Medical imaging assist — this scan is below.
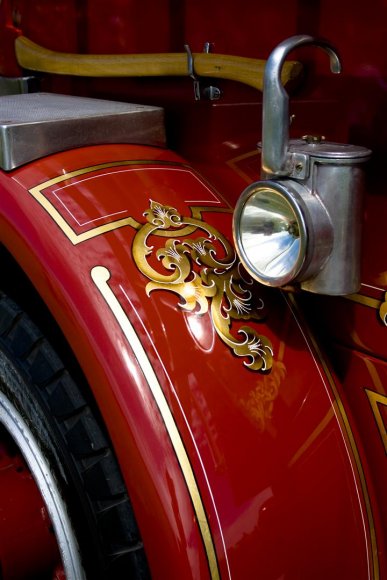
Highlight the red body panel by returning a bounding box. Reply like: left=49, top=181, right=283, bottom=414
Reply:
left=0, top=0, right=386, bottom=578
left=0, top=143, right=383, bottom=578
left=0, top=439, right=61, bottom=577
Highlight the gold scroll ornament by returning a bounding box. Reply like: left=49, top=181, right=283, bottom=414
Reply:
left=132, top=200, right=273, bottom=373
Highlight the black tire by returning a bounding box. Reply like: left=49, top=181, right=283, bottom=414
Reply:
left=0, top=291, right=150, bottom=579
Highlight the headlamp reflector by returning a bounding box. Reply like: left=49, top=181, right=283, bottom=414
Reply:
left=233, top=181, right=307, bottom=287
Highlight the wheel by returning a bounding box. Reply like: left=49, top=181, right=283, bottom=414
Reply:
left=0, top=292, right=150, bottom=579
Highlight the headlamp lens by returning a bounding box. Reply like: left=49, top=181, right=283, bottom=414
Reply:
left=233, top=183, right=307, bottom=286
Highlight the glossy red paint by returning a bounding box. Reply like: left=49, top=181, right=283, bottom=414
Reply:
left=329, top=345, right=387, bottom=546
left=0, top=148, right=212, bottom=580
left=0, top=143, right=382, bottom=578
left=0, top=432, right=61, bottom=577
left=0, top=1, right=386, bottom=577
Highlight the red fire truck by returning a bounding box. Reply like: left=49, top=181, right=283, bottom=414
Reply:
left=0, top=1, right=385, bottom=578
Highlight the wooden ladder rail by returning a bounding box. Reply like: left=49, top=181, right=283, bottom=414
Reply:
left=15, top=36, right=302, bottom=92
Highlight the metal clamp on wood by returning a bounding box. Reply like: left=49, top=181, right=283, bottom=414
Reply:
left=184, top=44, right=201, bottom=100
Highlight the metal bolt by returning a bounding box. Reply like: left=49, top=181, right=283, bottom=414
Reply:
left=302, top=134, right=326, bottom=144
left=202, top=86, right=222, bottom=101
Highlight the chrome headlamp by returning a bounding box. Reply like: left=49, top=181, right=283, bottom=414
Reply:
left=233, top=178, right=333, bottom=288
left=233, top=35, right=371, bottom=295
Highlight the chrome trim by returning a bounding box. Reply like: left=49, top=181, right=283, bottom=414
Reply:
left=0, top=392, right=85, bottom=579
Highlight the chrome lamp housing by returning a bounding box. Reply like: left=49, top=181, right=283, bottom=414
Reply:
left=233, top=35, right=371, bottom=296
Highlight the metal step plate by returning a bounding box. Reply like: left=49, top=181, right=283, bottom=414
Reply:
left=0, top=92, right=165, bottom=170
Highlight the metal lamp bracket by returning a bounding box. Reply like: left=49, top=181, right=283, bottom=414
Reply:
left=233, top=35, right=371, bottom=295
left=261, top=35, right=341, bottom=178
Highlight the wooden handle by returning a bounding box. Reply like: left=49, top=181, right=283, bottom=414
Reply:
left=15, top=36, right=302, bottom=92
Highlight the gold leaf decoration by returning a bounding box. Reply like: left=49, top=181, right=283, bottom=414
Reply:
left=132, top=200, right=273, bottom=372
left=379, top=293, right=387, bottom=325
left=240, top=361, right=286, bottom=430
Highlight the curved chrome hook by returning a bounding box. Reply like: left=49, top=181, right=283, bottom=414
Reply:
left=261, top=35, right=341, bottom=177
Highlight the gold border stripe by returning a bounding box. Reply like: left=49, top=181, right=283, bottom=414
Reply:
left=365, top=389, right=387, bottom=454
left=28, top=160, right=189, bottom=245
left=91, top=266, right=220, bottom=580
left=288, top=407, right=335, bottom=467
left=345, top=294, right=382, bottom=310
left=287, top=292, right=379, bottom=579
left=226, top=150, right=260, bottom=184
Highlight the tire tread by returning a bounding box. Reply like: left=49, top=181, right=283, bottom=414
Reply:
left=0, top=292, right=149, bottom=579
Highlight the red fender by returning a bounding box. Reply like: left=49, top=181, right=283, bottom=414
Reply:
left=0, top=143, right=383, bottom=579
